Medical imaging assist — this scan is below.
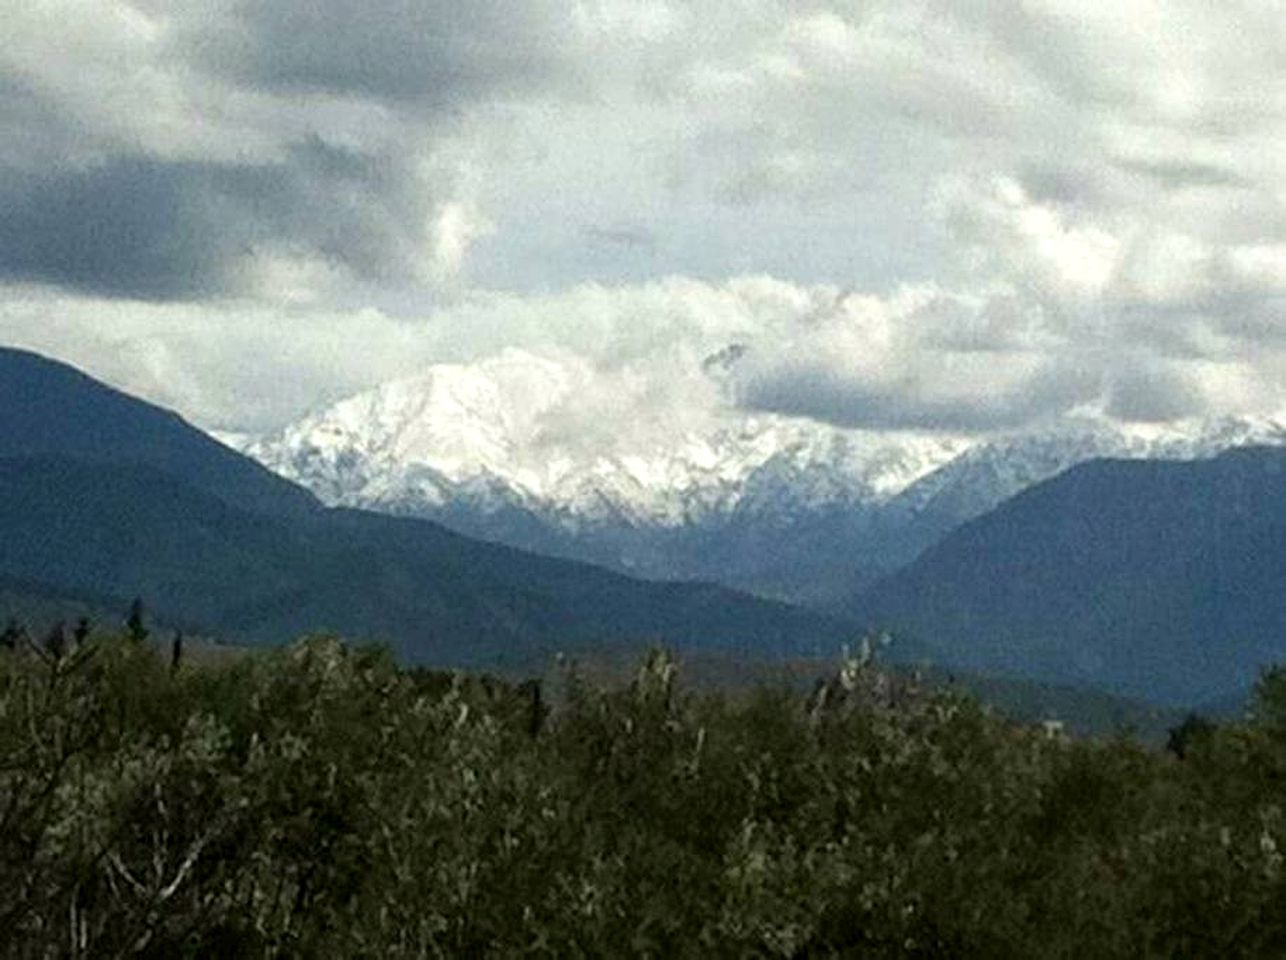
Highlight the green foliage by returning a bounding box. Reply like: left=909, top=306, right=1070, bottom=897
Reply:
left=3, top=636, right=1286, bottom=957
left=1167, top=712, right=1217, bottom=759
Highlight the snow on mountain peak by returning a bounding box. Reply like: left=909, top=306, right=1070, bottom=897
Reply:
left=240, top=350, right=965, bottom=526
left=240, top=345, right=1286, bottom=535
left=227, top=351, right=1286, bottom=604
left=892, top=412, right=1286, bottom=525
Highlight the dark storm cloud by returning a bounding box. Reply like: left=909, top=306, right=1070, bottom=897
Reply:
left=0, top=158, right=259, bottom=299
left=1105, top=364, right=1205, bottom=423
left=0, top=0, right=579, bottom=301
left=0, top=138, right=434, bottom=299
left=1113, top=159, right=1250, bottom=191
left=194, top=0, right=576, bottom=105
left=738, top=361, right=1099, bottom=433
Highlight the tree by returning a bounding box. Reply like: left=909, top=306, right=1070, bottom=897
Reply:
left=0, top=618, right=21, bottom=651
left=1252, top=665, right=1286, bottom=736
left=126, top=597, right=149, bottom=644
left=1166, top=712, right=1215, bottom=759
left=44, top=621, right=67, bottom=663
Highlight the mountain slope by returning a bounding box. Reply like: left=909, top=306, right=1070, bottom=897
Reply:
left=877, top=418, right=1286, bottom=568
left=0, top=450, right=855, bottom=669
left=0, top=348, right=859, bottom=667
left=0, top=347, right=317, bottom=518
left=858, top=446, right=1286, bottom=704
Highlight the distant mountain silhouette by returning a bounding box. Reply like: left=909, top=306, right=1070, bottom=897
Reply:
left=0, top=455, right=852, bottom=668
left=0, top=348, right=854, bottom=668
left=857, top=447, right=1286, bottom=704
left=0, top=347, right=317, bottom=518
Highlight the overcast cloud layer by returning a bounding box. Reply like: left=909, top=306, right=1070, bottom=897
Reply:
left=1, top=1, right=1283, bottom=437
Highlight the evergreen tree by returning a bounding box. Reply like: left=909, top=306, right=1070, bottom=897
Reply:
left=126, top=597, right=149, bottom=644
left=0, top=618, right=21, bottom=651
left=518, top=678, right=546, bottom=737
left=1167, top=712, right=1216, bottom=759
left=44, top=621, right=66, bottom=662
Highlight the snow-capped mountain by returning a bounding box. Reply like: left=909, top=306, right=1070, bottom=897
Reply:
left=883, top=415, right=1286, bottom=565
left=229, top=350, right=963, bottom=602
left=238, top=351, right=960, bottom=528
left=230, top=350, right=1286, bottom=610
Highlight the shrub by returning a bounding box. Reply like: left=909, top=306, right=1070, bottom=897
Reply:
left=2, top=635, right=1286, bottom=956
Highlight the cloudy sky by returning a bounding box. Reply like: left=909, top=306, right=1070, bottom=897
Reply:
left=1, top=0, right=1283, bottom=439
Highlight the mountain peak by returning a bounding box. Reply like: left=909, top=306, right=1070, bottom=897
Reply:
left=861, top=442, right=1286, bottom=704
left=232, top=354, right=1286, bottom=606
left=241, top=353, right=964, bottom=528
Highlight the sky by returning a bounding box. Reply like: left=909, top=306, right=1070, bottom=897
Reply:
left=1, top=0, right=1283, bottom=440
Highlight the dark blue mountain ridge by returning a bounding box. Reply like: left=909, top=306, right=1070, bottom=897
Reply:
left=0, top=453, right=857, bottom=667
left=0, top=347, right=318, bottom=518
left=0, top=348, right=856, bottom=667
left=856, top=446, right=1286, bottom=705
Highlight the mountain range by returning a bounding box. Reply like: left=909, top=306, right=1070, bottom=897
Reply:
left=6, top=345, right=1286, bottom=710
left=235, top=352, right=1286, bottom=608
left=231, top=351, right=965, bottom=606
left=0, top=347, right=852, bottom=670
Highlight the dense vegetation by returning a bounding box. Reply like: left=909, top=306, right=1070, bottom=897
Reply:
left=3, top=630, right=1286, bottom=958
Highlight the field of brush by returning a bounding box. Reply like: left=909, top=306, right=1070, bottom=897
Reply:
left=3, top=632, right=1285, bottom=957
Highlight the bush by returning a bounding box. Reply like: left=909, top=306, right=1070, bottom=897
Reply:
left=2, top=635, right=1286, bottom=957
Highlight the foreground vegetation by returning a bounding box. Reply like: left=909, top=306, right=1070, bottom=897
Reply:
left=3, top=630, right=1286, bottom=958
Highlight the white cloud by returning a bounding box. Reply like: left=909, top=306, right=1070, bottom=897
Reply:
left=0, top=290, right=447, bottom=431
left=0, top=0, right=1283, bottom=439
left=6, top=259, right=1276, bottom=442
left=936, top=176, right=1123, bottom=304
